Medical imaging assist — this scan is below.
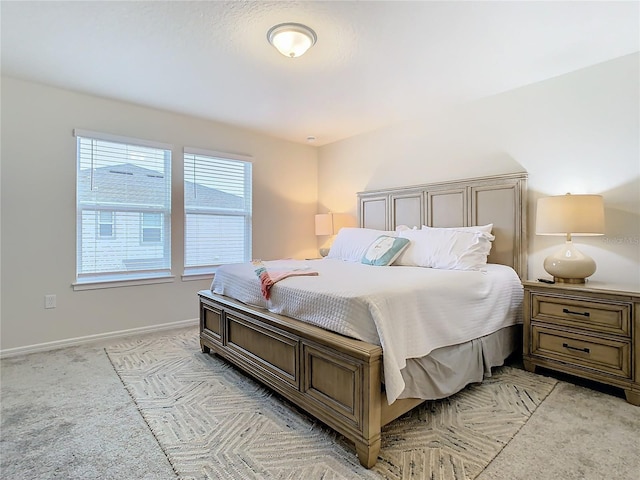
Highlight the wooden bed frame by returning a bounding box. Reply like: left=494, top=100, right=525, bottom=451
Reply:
left=199, top=172, right=527, bottom=468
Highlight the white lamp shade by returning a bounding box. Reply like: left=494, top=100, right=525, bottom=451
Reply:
left=314, top=213, right=333, bottom=236
left=536, top=194, right=605, bottom=236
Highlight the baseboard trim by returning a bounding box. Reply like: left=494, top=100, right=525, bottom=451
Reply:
left=0, top=318, right=199, bottom=359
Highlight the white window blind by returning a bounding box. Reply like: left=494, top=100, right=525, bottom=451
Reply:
left=184, top=148, right=252, bottom=274
left=75, top=129, right=172, bottom=284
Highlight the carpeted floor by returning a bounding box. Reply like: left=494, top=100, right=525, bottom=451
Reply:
left=0, top=334, right=176, bottom=480
left=2, top=326, right=639, bottom=480
left=105, top=330, right=558, bottom=479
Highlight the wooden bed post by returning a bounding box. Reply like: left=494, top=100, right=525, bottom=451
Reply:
left=355, top=440, right=380, bottom=469
left=355, top=344, right=382, bottom=467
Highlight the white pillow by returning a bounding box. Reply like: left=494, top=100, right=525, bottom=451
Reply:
left=395, top=227, right=494, bottom=270
left=327, top=228, right=396, bottom=263
left=422, top=223, right=493, bottom=234
left=361, top=235, right=410, bottom=266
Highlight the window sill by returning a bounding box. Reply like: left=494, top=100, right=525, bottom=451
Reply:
left=181, top=273, right=215, bottom=282
left=72, top=275, right=175, bottom=291
left=182, top=266, right=218, bottom=282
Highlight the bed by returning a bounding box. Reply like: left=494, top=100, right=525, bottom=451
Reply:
left=198, top=172, right=527, bottom=468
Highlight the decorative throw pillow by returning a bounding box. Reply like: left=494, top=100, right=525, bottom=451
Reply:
left=361, top=235, right=410, bottom=266
left=327, top=227, right=396, bottom=263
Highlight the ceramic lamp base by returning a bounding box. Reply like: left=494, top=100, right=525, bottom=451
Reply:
left=543, top=240, right=596, bottom=284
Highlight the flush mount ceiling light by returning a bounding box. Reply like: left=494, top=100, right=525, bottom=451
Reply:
left=267, top=22, right=317, bottom=58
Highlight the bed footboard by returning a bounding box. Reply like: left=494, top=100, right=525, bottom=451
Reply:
left=198, top=290, right=384, bottom=468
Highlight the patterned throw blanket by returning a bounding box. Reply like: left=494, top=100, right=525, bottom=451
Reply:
left=252, top=259, right=319, bottom=300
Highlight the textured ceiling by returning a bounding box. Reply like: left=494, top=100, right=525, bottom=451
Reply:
left=1, top=1, right=638, bottom=146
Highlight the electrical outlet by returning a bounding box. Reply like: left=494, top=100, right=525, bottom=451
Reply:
left=45, top=294, right=56, bottom=309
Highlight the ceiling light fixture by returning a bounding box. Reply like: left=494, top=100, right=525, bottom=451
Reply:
left=267, top=23, right=317, bottom=58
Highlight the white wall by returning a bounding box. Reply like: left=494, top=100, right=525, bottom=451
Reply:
left=318, top=54, right=640, bottom=288
left=0, top=77, right=318, bottom=352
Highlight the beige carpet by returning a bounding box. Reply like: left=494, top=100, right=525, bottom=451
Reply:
left=106, top=330, right=558, bottom=480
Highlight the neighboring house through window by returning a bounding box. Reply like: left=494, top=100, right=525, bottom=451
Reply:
left=74, top=129, right=172, bottom=286
left=184, top=148, right=252, bottom=275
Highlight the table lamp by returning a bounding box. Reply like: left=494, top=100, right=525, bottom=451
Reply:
left=315, top=213, right=354, bottom=257
left=536, top=193, right=605, bottom=284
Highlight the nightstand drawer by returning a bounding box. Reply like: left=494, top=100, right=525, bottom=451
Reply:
left=531, top=294, right=630, bottom=336
left=531, top=325, right=631, bottom=378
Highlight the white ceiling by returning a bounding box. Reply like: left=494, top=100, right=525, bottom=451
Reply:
left=2, top=1, right=638, bottom=146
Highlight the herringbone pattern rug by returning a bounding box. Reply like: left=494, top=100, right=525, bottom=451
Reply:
left=106, top=331, right=558, bottom=480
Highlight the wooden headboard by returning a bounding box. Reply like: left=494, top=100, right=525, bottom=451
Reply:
left=357, top=173, right=528, bottom=279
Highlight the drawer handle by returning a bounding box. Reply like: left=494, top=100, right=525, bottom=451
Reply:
left=562, top=308, right=590, bottom=317
left=562, top=343, right=590, bottom=354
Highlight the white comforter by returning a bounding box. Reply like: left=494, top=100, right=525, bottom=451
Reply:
left=211, top=259, right=523, bottom=403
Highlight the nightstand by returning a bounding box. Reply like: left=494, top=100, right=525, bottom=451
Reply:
left=522, top=280, right=640, bottom=406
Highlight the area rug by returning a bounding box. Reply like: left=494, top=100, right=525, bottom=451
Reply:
left=106, top=330, right=558, bottom=480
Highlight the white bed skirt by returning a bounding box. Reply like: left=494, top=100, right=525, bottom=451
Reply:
left=397, top=325, right=520, bottom=400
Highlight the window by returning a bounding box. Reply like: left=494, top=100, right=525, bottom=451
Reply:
left=141, top=212, right=162, bottom=243
left=98, top=211, right=114, bottom=238
left=184, top=148, right=252, bottom=275
left=75, top=129, right=172, bottom=285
